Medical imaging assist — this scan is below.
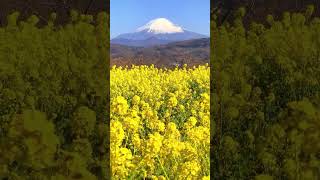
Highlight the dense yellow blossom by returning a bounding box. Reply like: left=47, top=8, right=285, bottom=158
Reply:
left=111, top=64, right=210, bottom=179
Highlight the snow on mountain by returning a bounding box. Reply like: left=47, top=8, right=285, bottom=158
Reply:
left=136, top=18, right=184, bottom=34
left=112, top=18, right=208, bottom=47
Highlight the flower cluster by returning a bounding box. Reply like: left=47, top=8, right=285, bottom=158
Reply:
left=111, top=65, right=210, bottom=179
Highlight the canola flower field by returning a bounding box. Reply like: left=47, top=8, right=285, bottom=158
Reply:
left=110, top=65, right=210, bottom=179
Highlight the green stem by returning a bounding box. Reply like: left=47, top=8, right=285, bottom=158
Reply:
left=156, top=155, right=169, bottom=180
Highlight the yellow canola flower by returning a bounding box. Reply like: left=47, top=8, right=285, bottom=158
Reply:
left=187, top=126, right=210, bottom=145
left=111, top=147, right=134, bottom=179
left=158, top=176, right=166, bottom=180
left=132, top=95, right=141, bottom=105
left=122, top=116, right=140, bottom=134
left=161, top=138, right=185, bottom=158
left=132, top=133, right=141, bottom=149
left=110, top=120, right=124, bottom=147
left=165, top=122, right=181, bottom=139
left=184, top=116, right=197, bottom=129
left=145, top=132, right=164, bottom=155
left=110, top=65, right=209, bottom=179
left=112, top=96, right=129, bottom=115
left=179, top=104, right=185, bottom=112
left=202, top=176, right=210, bottom=180
left=178, top=160, right=201, bottom=179
left=168, top=95, right=178, bottom=107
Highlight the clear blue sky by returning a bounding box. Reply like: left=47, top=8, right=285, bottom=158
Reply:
left=111, top=0, right=210, bottom=38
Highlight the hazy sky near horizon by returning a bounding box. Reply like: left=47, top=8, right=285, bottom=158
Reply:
left=111, top=0, right=210, bottom=38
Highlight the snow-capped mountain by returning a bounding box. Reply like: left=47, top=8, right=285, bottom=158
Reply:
left=136, top=18, right=184, bottom=34
left=111, top=18, right=208, bottom=47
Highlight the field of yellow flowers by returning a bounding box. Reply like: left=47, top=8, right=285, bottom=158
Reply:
left=110, top=65, right=210, bottom=179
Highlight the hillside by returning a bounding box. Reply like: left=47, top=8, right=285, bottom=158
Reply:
left=111, top=38, right=210, bottom=68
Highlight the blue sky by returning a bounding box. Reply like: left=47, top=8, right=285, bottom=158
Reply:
left=111, top=0, right=210, bottom=38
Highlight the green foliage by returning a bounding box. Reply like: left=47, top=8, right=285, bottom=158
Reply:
left=0, top=10, right=109, bottom=179
left=212, top=6, right=320, bottom=179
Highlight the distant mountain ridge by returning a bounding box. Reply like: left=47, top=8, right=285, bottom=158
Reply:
left=111, top=18, right=208, bottom=47
left=111, top=37, right=172, bottom=47
left=111, top=38, right=210, bottom=67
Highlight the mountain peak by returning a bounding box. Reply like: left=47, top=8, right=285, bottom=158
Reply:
left=112, top=18, right=207, bottom=47
left=136, top=18, right=184, bottom=34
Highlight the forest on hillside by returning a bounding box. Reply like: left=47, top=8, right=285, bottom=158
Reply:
left=211, top=5, right=320, bottom=179
left=0, top=11, right=110, bottom=179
